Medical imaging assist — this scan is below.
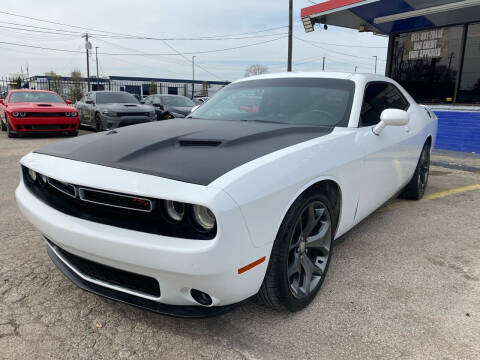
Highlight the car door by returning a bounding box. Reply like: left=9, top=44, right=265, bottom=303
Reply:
left=354, top=81, right=413, bottom=223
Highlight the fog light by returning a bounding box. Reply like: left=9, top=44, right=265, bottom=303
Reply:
left=27, top=168, right=37, bottom=182
left=190, top=289, right=212, bottom=306
left=193, top=205, right=216, bottom=231
left=165, top=200, right=185, bottom=221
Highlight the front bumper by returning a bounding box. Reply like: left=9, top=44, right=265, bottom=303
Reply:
left=9, top=116, right=79, bottom=132
left=46, top=241, right=237, bottom=317
left=101, top=115, right=156, bottom=129
left=16, top=153, right=270, bottom=312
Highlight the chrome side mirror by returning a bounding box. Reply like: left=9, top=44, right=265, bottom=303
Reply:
left=373, top=109, right=409, bottom=135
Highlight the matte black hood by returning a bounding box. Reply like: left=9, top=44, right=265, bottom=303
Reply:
left=35, top=119, right=333, bottom=185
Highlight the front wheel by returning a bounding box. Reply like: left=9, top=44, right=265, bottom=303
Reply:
left=95, top=113, right=104, bottom=132
left=6, top=120, right=18, bottom=138
left=401, top=143, right=431, bottom=200
left=257, top=191, right=334, bottom=312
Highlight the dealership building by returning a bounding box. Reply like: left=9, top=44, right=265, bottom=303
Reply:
left=301, top=0, right=480, bottom=153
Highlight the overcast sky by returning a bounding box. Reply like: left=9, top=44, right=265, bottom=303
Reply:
left=1, top=0, right=388, bottom=82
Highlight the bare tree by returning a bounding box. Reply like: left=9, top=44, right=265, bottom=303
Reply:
left=70, top=70, right=84, bottom=103
left=245, top=64, right=269, bottom=77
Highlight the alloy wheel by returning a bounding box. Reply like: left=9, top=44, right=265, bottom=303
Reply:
left=287, top=201, right=331, bottom=298
left=419, top=149, right=430, bottom=190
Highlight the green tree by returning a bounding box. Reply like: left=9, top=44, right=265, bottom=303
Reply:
left=70, top=70, right=84, bottom=103
left=149, top=81, right=157, bottom=95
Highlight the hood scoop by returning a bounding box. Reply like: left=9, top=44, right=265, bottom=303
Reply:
left=178, top=139, right=222, bottom=147
left=37, top=103, right=52, bottom=107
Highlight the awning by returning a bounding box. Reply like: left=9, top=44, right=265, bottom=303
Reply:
left=301, top=0, right=480, bottom=34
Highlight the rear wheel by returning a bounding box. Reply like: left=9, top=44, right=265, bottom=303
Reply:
left=257, top=190, right=334, bottom=311
left=401, top=142, right=431, bottom=200
left=95, top=113, right=104, bottom=132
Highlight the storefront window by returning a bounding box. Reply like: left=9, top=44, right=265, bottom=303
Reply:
left=457, top=23, right=480, bottom=103
left=390, top=25, right=463, bottom=104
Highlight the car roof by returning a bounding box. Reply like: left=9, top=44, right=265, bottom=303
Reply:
left=233, top=71, right=393, bottom=84
left=8, top=89, right=57, bottom=94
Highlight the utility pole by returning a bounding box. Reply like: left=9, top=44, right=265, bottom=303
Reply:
left=322, top=56, right=325, bottom=71
left=287, top=0, right=293, bottom=72
left=191, top=56, right=196, bottom=99
left=95, top=46, right=99, bottom=87
left=373, top=55, right=378, bottom=74
left=84, top=33, right=91, bottom=91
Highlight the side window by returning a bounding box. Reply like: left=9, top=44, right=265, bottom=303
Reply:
left=144, top=96, right=152, bottom=104
left=360, top=83, right=409, bottom=127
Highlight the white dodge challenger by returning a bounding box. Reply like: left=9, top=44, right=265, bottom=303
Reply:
left=16, top=73, right=437, bottom=317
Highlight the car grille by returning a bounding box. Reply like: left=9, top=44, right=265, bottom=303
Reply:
left=117, top=112, right=150, bottom=117
left=23, top=124, right=70, bottom=130
left=22, top=166, right=214, bottom=240
left=47, top=239, right=160, bottom=298
left=26, top=112, right=67, bottom=117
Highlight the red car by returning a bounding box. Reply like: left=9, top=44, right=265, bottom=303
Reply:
left=0, top=89, right=79, bottom=138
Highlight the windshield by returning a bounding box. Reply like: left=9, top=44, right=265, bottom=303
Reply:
left=96, top=92, right=138, bottom=104
left=161, top=96, right=195, bottom=107
left=9, top=91, right=64, bottom=103
left=191, top=78, right=355, bottom=127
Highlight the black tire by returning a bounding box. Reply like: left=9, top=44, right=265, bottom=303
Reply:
left=400, top=142, right=431, bottom=200
left=95, top=113, right=104, bottom=132
left=257, top=190, right=335, bottom=312
left=0, top=116, right=6, bottom=131
left=6, top=120, right=18, bottom=138
left=67, top=131, right=79, bottom=137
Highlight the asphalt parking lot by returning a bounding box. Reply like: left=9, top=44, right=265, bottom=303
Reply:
left=0, top=130, right=479, bottom=360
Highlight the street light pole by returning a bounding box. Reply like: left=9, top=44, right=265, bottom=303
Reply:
left=192, top=56, right=196, bottom=99
left=373, top=56, right=378, bottom=74
left=322, top=56, right=325, bottom=71
left=95, top=46, right=99, bottom=88
left=287, top=0, right=293, bottom=71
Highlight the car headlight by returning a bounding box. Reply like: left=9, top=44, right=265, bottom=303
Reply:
left=102, top=110, right=117, bottom=117
left=65, top=112, right=78, bottom=117
left=27, top=168, right=37, bottom=182
left=12, top=112, right=19, bottom=117
left=165, top=200, right=185, bottom=222
left=193, top=205, right=216, bottom=231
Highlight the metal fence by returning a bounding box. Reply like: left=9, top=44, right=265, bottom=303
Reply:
left=0, top=76, right=216, bottom=102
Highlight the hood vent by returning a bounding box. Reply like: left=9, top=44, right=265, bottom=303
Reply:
left=178, top=140, right=222, bottom=147
left=37, top=104, right=52, bottom=107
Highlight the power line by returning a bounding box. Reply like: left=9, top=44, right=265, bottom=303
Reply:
left=294, top=36, right=386, bottom=61
left=0, top=36, right=284, bottom=56
left=0, top=11, right=287, bottom=41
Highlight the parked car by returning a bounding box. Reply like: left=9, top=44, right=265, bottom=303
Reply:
left=75, top=91, right=156, bottom=131
left=16, top=72, right=437, bottom=317
left=0, top=89, right=79, bottom=138
left=143, top=94, right=195, bottom=120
